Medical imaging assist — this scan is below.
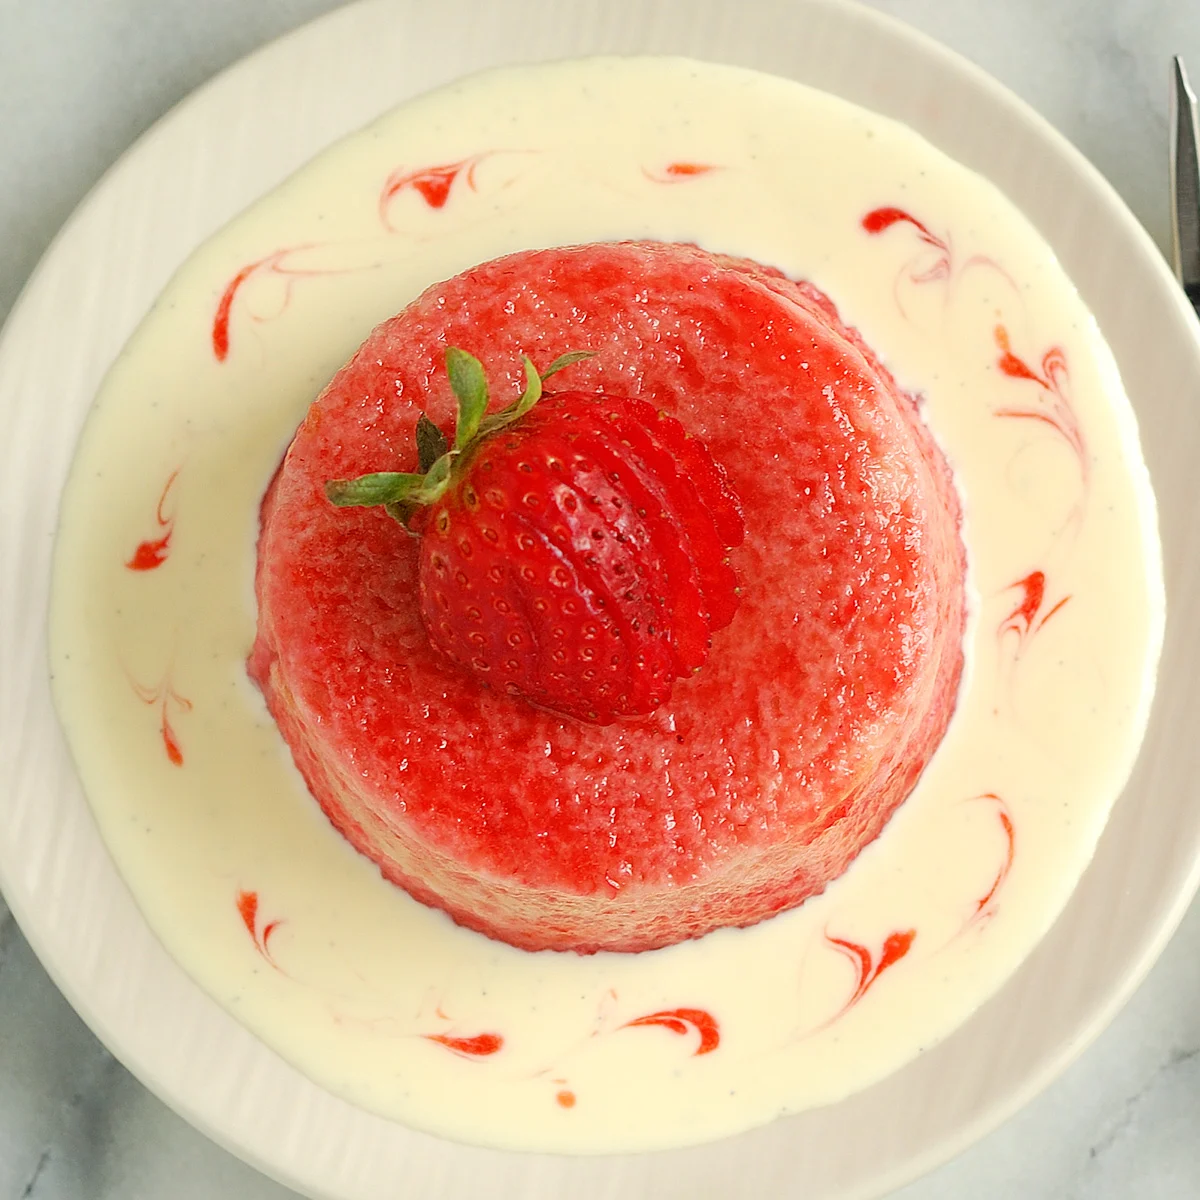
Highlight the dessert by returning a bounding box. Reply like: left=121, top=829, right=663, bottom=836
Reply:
left=46, top=52, right=1162, bottom=1152
left=249, top=240, right=967, bottom=953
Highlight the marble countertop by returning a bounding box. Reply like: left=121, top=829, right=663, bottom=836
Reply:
left=2, top=1, right=1199, bottom=1196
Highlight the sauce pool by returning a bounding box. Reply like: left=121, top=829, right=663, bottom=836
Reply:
left=49, top=57, right=1162, bottom=1153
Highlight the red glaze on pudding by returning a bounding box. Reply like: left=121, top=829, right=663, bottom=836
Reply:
left=249, top=241, right=966, bottom=954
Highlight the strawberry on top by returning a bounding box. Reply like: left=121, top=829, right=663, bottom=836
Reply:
left=327, top=349, right=744, bottom=723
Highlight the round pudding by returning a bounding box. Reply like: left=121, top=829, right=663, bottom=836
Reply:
left=249, top=240, right=967, bottom=953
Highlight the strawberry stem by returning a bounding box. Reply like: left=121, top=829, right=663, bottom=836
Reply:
left=325, top=347, right=594, bottom=523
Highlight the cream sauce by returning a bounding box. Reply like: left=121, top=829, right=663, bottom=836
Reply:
left=49, top=58, right=1163, bottom=1153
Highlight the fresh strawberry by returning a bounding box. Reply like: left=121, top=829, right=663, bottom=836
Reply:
left=326, top=348, right=744, bottom=723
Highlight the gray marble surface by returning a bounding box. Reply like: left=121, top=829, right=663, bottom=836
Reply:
left=2, top=1, right=1199, bottom=1196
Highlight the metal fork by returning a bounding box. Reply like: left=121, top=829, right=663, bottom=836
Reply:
left=1171, top=56, right=1200, bottom=315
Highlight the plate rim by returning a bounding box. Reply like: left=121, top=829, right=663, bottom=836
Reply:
left=1, top=0, right=1198, bottom=1197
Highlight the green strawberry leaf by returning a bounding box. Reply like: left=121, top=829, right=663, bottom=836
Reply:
left=477, top=356, right=542, bottom=441
left=420, top=452, right=454, bottom=498
left=325, top=471, right=426, bottom=507
left=513, top=355, right=543, bottom=418
left=541, top=349, right=596, bottom=379
left=446, top=347, right=489, bottom=450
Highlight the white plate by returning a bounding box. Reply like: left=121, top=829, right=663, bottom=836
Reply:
left=1, top=1, right=1198, bottom=1197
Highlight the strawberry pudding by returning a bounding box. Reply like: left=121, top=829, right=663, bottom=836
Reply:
left=249, top=240, right=967, bottom=954
left=50, top=51, right=1164, bottom=1150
